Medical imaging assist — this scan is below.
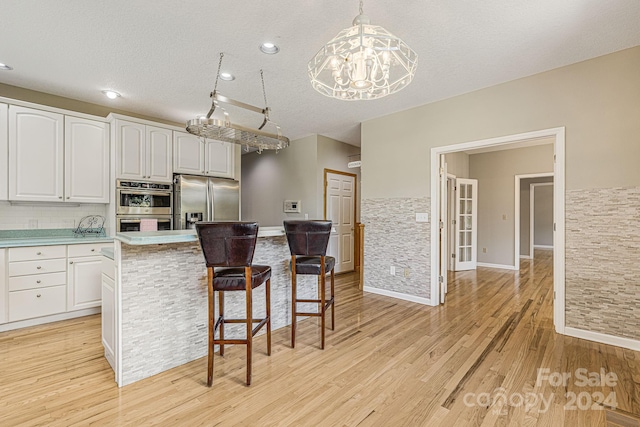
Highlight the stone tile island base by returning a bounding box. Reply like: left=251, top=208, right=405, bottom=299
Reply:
left=112, top=229, right=317, bottom=387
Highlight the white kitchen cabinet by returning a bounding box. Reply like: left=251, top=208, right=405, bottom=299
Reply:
left=7, top=244, right=67, bottom=322
left=115, top=119, right=172, bottom=182
left=204, top=140, right=234, bottom=178
left=67, top=243, right=112, bottom=311
left=101, top=255, right=116, bottom=370
left=0, top=249, right=6, bottom=324
left=65, top=116, right=110, bottom=203
left=8, top=106, right=64, bottom=202
left=0, top=103, right=8, bottom=201
left=173, top=131, right=204, bottom=175
left=7, top=106, right=109, bottom=203
left=173, top=130, right=234, bottom=178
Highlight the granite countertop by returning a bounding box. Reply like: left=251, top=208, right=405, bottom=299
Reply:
left=0, top=229, right=114, bottom=248
left=115, top=226, right=285, bottom=246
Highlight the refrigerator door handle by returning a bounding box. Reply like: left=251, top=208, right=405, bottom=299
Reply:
left=207, top=178, right=213, bottom=221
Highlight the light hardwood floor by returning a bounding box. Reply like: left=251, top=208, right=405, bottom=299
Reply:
left=1, top=250, right=639, bottom=426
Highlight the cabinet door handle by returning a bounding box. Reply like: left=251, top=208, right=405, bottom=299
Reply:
left=37, top=266, right=42, bottom=269
left=36, top=294, right=41, bottom=298
left=58, top=196, right=63, bottom=199
left=70, top=261, right=74, bottom=264
left=91, top=249, right=95, bottom=252
left=37, top=280, right=41, bottom=284
left=66, top=196, right=70, bottom=199
left=37, top=252, right=42, bottom=255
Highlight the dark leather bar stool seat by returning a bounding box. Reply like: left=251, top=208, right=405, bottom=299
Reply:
left=283, top=220, right=335, bottom=349
left=196, top=222, right=271, bottom=387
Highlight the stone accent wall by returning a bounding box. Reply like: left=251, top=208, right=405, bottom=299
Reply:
left=361, top=197, right=431, bottom=299
left=119, top=236, right=317, bottom=386
left=565, top=186, right=640, bottom=341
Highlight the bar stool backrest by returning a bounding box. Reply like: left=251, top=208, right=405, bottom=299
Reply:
left=283, top=220, right=332, bottom=256
left=196, top=222, right=259, bottom=267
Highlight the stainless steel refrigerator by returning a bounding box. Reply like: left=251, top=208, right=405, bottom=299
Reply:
left=173, top=174, right=240, bottom=229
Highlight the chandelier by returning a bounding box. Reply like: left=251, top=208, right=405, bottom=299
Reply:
left=186, top=53, right=290, bottom=152
left=308, top=0, right=418, bottom=101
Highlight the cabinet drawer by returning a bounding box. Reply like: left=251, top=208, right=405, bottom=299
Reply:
left=9, top=258, right=67, bottom=277
left=68, top=242, right=113, bottom=258
left=102, top=257, right=115, bottom=280
left=9, top=272, right=66, bottom=292
left=9, top=285, right=67, bottom=322
left=9, top=245, right=66, bottom=262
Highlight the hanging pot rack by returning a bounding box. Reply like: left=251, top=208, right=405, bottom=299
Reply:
left=186, top=53, right=290, bottom=152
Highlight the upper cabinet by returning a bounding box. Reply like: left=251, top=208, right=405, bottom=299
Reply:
left=173, top=131, right=234, bottom=179
left=0, top=103, right=7, bottom=201
left=115, top=119, right=172, bottom=182
left=9, top=106, right=65, bottom=202
left=8, top=105, right=109, bottom=203
left=65, top=117, right=110, bottom=203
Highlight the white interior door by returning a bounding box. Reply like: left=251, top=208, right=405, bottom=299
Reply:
left=454, top=178, right=478, bottom=271
left=439, top=158, right=448, bottom=303
left=326, top=172, right=355, bottom=274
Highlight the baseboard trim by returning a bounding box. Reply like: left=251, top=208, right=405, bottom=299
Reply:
left=0, top=307, right=101, bottom=333
left=564, top=327, right=640, bottom=351
left=477, top=262, right=518, bottom=271
left=363, top=286, right=432, bottom=306
left=533, top=245, right=553, bottom=250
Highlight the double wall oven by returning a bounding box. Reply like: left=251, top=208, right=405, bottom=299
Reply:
left=116, top=180, right=173, bottom=232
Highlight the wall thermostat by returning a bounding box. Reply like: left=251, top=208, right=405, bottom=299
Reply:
left=284, top=200, right=301, bottom=213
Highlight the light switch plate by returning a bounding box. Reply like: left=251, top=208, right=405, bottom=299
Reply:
left=416, top=212, right=429, bottom=222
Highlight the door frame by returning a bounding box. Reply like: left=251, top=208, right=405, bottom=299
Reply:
left=515, top=173, right=554, bottom=262
left=430, top=127, right=566, bottom=334
left=323, top=168, right=358, bottom=273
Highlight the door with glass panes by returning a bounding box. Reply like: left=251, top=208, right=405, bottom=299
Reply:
left=454, top=178, right=478, bottom=271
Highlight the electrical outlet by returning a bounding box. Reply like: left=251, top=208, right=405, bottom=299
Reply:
left=482, top=248, right=487, bottom=253
left=304, top=213, right=309, bottom=220
left=390, top=266, right=396, bottom=276
left=415, top=212, right=429, bottom=222
left=403, top=268, right=410, bottom=278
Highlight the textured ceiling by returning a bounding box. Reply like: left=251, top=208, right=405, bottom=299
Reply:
left=1, top=1, right=640, bottom=146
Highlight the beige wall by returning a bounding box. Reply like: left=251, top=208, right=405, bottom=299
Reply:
left=241, top=135, right=317, bottom=226
left=533, top=184, right=554, bottom=247
left=317, top=135, right=361, bottom=222
left=520, top=176, right=554, bottom=256
left=469, top=144, right=553, bottom=266
left=361, top=46, right=640, bottom=340
left=241, top=134, right=361, bottom=226
left=0, top=83, right=182, bottom=127
left=362, top=46, right=640, bottom=199
left=444, top=152, right=469, bottom=178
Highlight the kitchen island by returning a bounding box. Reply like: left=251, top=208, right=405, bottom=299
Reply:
left=106, top=227, right=317, bottom=386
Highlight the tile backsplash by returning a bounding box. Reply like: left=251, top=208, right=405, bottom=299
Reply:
left=0, top=201, right=107, bottom=230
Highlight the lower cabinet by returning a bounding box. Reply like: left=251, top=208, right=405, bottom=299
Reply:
left=2, top=242, right=112, bottom=328
left=101, top=271, right=116, bottom=370
left=68, top=255, right=103, bottom=311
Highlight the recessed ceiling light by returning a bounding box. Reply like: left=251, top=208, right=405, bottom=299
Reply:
left=102, top=90, right=121, bottom=99
left=0, top=62, right=13, bottom=71
left=259, top=42, right=280, bottom=54
left=219, top=72, right=235, bottom=81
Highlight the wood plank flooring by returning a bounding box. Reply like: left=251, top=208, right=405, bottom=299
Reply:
left=1, top=249, right=639, bottom=426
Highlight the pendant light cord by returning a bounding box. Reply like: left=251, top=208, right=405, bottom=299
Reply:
left=359, top=0, right=364, bottom=15
left=213, top=52, right=224, bottom=94
left=260, top=69, right=269, bottom=110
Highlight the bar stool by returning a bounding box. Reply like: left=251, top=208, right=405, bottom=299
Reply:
left=283, top=220, right=335, bottom=349
left=195, top=222, right=271, bottom=386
